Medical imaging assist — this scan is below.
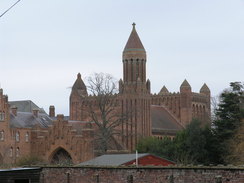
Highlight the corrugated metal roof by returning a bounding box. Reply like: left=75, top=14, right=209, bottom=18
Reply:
left=79, top=153, right=149, bottom=166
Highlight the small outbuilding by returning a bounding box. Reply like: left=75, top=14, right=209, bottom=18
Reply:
left=0, top=167, right=41, bottom=183
left=78, top=153, right=175, bottom=166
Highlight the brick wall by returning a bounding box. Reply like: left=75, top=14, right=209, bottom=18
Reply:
left=41, top=166, right=244, bottom=183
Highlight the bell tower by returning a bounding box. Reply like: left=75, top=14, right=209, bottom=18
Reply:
left=123, top=23, right=147, bottom=84
left=119, top=23, right=151, bottom=151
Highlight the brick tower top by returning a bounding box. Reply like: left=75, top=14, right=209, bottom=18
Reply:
left=200, top=83, right=210, bottom=95
left=159, top=86, right=169, bottom=95
left=180, top=79, right=192, bottom=93
left=123, top=23, right=146, bottom=60
left=71, top=73, right=88, bottom=97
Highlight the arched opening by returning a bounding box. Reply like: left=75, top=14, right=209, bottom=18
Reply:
left=50, top=147, right=73, bottom=165
left=16, top=131, right=20, bottom=142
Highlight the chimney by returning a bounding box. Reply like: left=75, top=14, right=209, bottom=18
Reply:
left=11, top=106, right=17, bottom=116
left=32, top=108, right=39, bottom=118
left=49, top=105, right=55, bottom=117
left=57, top=114, right=64, bottom=121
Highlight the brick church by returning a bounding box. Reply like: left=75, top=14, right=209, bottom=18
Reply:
left=0, top=24, right=210, bottom=165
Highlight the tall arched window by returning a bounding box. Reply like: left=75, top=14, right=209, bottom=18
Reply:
left=10, top=147, right=13, bottom=157
left=25, top=132, right=29, bottom=142
left=0, top=130, right=4, bottom=141
left=16, top=132, right=20, bottom=142
left=16, top=147, right=20, bottom=157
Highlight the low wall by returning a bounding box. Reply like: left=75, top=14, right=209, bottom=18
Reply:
left=41, top=166, right=244, bottom=183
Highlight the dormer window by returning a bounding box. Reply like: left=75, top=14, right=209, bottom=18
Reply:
left=16, top=132, right=20, bottom=142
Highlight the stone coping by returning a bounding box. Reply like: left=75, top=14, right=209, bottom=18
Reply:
left=20, top=165, right=244, bottom=170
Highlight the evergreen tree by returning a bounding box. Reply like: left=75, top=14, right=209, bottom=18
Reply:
left=137, top=82, right=244, bottom=165
left=172, top=119, right=216, bottom=165
left=227, top=119, right=244, bottom=164
left=137, top=120, right=218, bottom=165
left=213, top=82, right=244, bottom=163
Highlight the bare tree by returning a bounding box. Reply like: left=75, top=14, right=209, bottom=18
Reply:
left=85, top=73, right=129, bottom=154
left=211, top=95, right=220, bottom=122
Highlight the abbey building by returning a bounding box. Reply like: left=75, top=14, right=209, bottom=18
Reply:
left=0, top=24, right=210, bottom=165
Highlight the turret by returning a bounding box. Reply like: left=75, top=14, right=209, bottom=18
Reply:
left=0, top=89, right=9, bottom=122
left=70, top=73, right=88, bottom=121
left=159, top=86, right=169, bottom=95
left=119, top=79, right=124, bottom=94
left=180, top=79, right=191, bottom=93
left=71, top=73, right=88, bottom=97
left=180, top=79, right=192, bottom=126
left=200, top=83, right=211, bottom=123
left=123, top=23, right=147, bottom=83
left=200, top=83, right=210, bottom=96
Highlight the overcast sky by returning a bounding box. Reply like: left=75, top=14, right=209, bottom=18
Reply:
left=1, top=0, right=244, bottom=115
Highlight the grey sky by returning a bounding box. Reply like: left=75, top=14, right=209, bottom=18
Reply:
left=1, top=0, right=244, bottom=115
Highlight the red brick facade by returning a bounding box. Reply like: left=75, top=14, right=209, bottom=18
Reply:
left=0, top=89, right=94, bottom=165
left=0, top=24, right=210, bottom=165
left=69, top=24, right=210, bottom=149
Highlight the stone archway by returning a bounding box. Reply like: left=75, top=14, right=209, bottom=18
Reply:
left=49, top=147, right=73, bottom=165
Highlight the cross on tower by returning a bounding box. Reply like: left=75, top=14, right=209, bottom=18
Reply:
left=132, top=22, right=136, bottom=29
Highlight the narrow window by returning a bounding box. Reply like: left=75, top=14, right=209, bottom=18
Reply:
left=16, top=147, right=20, bottom=157
left=0, top=112, right=4, bottom=121
left=0, top=130, right=4, bottom=141
left=25, top=132, right=29, bottom=142
left=10, top=147, right=13, bottom=157
left=136, top=59, right=140, bottom=80
left=16, top=132, right=20, bottom=142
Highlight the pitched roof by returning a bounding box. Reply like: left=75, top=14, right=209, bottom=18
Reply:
left=71, top=73, right=88, bottom=97
left=10, top=112, right=52, bottom=128
left=78, top=153, right=149, bottom=166
left=9, top=100, right=46, bottom=114
left=123, top=23, right=145, bottom=52
left=180, top=79, right=191, bottom=88
left=151, top=105, right=183, bottom=135
left=159, top=86, right=169, bottom=95
left=200, top=83, right=210, bottom=93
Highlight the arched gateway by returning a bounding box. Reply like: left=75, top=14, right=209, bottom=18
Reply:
left=50, top=147, right=73, bottom=165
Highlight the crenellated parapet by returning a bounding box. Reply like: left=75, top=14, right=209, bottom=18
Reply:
left=119, top=78, right=150, bottom=95
left=151, top=81, right=211, bottom=127
left=191, top=83, right=211, bottom=124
